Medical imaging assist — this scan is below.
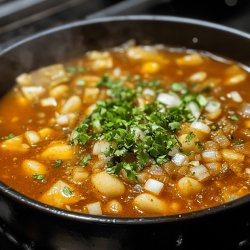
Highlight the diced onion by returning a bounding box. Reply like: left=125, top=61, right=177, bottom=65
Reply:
left=227, top=91, right=242, bottom=103
left=92, top=140, right=110, bottom=155
left=187, top=102, right=200, bottom=119
left=144, top=178, right=164, bottom=195
left=143, top=88, right=155, bottom=96
left=202, top=150, right=222, bottom=162
left=189, top=161, right=200, bottom=167
left=40, top=97, right=57, bottom=107
left=172, top=153, right=188, bottom=166
left=245, top=168, right=250, bottom=175
left=86, top=202, right=102, bottom=215
left=205, top=100, right=221, bottom=113
left=190, top=165, right=210, bottom=181
left=241, top=103, right=250, bottom=117
left=21, top=86, right=45, bottom=101
left=157, top=93, right=181, bottom=107
left=24, top=131, right=41, bottom=145
left=191, top=121, right=210, bottom=133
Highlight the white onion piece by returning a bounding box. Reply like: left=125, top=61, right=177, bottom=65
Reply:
left=86, top=202, right=102, bottom=215
left=157, top=93, right=181, bottom=107
left=191, top=121, right=210, bottom=134
left=202, top=150, right=222, bottom=162
left=144, top=178, right=164, bottom=195
left=227, top=91, right=242, bottom=103
left=24, top=131, right=41, bottom=145
left=143, top=88, right=155, bottom=96
left=40, top=97, right=57, bottom=107
left=172, top=153, right=188, bottom=166
left=189, top=161, right=200, bottom=167
left=187, top=102, right=200, bottom=119
left=241, top=103, right=250, bottom=117
left=21, top=86, right=45, bottom=100
left=93, top=140, right=110, bottom=155
left=190, top=165, right=210, bottom=181
left=168, top=145, right=179, bottom=157
left=205, top=100, right=221, bottom=113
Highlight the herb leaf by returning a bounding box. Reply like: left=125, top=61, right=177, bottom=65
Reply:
left=62, top=186, right=73, bottom=197
left=80, top=154, right=91, bottom=166
left=32, top=174, right=45, bottom=181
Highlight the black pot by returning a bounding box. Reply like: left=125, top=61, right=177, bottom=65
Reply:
left=0, top=16, right=250, bottom=250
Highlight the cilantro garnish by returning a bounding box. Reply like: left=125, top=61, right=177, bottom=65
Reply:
left=185, top=132, right=195, bottom=143
left=53, top=159, right=63, bottom=168
left=233, top=139, right=244, bottom=145
left=62, top=186, right=73, bottom=197
left=229, top=114, right=239, bottom=121
left=195, top=141, right=204, bottom=150
left=65, top=66, right=85, bottom=74
left=71, top=76, right=209, bottom=181
left=210, top=124, right=219, bottom=131
left=80, top=154, right=91, bottom=166
left=32, top=174, right=45, bottom=181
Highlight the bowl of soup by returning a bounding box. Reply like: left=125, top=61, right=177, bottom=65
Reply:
left=0, top=16, right=250, bottom=250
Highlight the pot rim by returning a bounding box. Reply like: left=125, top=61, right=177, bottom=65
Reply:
left=0, top=15, right=250, bottom=225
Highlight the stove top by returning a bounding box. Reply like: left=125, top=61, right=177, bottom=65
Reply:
left=0, top=0, right=250, bottom=249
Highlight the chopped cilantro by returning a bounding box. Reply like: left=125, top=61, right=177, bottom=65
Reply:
left=171, top=83, right=187, bottom=94
left=233, top=139, right=244, bottom=145
left=185, top=132, right=195, bottom=143
left=195, top=141, right=204, bottom=150
left=62, top=186, right=73, bottom=197
left=71, top=75, right=207, bottom=181
left=0, top=133, right=16, bottom=140
left=210, top=124, right=219, bottom=131
left=80, top=154, right=91, bottom=166
left=229, top=114, right=239, bottom=121
left=53, top=159, right=63, bottom=168
left=32, top=174, right=45, bottom=181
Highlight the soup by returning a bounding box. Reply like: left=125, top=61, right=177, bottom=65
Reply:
left=0, top=44, right=249, bottom=217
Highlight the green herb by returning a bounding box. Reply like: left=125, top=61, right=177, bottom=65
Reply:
left=53, top=159, right=63, bottom=168
left=195, top=141, right=204, bottom=150
left=210, top=124, right=219, bottom=131
left=65, top=66, right=85, bottom=74
left=71, top=76, right=204, bottom=181
left=171, top=83, right=187, bottom=94
left=0, top=133, right=16, bottom=140
left=233, top=139, right=244, bottom=145
left=76, top=79, right=86, bottom=86
left=62, top=186, right=73, bottom=197
left=80, top=154, right=91, bottom=166
left=229, top=114, right=239, bottom=121
left=32, top=174, right=45, bottom=181
left=185, top=132, right=195, bottom=142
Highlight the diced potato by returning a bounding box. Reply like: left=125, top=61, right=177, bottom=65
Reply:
left=61, top=96, right=81, bottom=114
left=30, top=64, right=68, bottom=87
left=49, top=85, right=69, bottom=99
left=22, top=160, right=47, bottom=175
left=83, top=88, right=100, bottom=104
left=144, top=178, right=164, bottom=195
left=189, top=71, right=207, bottom=82
left=21, top=86, right=45, bottom=101
left=141, top=62, right=160, bottom=74
left=86, top=201, right=102, bottom=215
left=212, top=130, right=230, bottom=148
left=41, top=142, right=73, bottom=160
left=87, top=51, right=113, bottom=71
left=224, top=74, right=247, bottom=86
left=1, top=135, right=29, bottom=153
left=72, top=167, right=89, bottom=183
left=16, top=73, right=31, bottom=86
left=104, top=200, right=123, bottom=214
left=84, top=104, right=96, bottom=116
left=38, top=128, right=54, bottom=140
left=176, top=53, right=203, bottom=66
left=133, top=193, right=167, bottom=214
left=205, top=109, right=222, bottom=120
left=205, top=162, right=222, bottom=176
left=91, top=171, right=125, bottom=198
left=177, top=177, right=203, bottom=196
left=40, top=180, right=80, bottom=208
left=221, top=149, right=245, bottom=162
left=24, top=131, right=41, bottom=145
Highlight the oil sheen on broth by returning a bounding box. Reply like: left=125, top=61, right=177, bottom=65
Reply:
left=0, top=44, right=249, bottom=217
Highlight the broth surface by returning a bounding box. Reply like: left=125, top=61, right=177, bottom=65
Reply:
left=0, top=44, right=250, bottom=217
